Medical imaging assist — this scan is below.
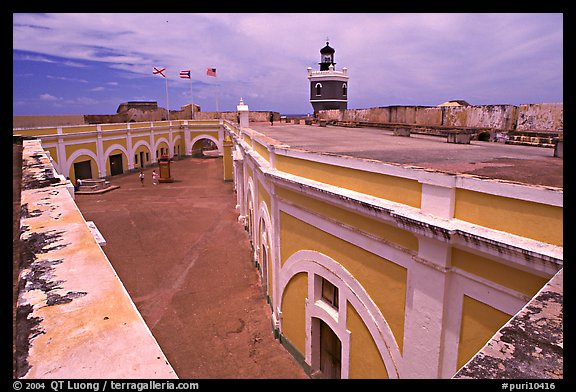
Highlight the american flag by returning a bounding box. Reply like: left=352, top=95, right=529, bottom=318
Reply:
left=206, top=68, right=217, bottom=77
left=179, top=70, right=191, bottom=79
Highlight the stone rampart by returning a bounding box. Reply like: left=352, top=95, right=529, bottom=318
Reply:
left=319, top=103, right=562, bottom=133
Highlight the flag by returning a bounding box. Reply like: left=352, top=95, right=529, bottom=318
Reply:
left=206, top=68, right=217, bottom=77
left=153, top=67, right=166, bottom=77
left=180, top=70, right=191, bottom=79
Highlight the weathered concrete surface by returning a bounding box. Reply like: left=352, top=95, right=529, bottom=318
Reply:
left=15, top=139, right=177, bottom=379
left=454, top=269, right=563, bottom=379
left=517, top=103, right=563, bottom=132
left=74, top=157, right=309, bottom=379
left=251, top=122, right=563, bottom=188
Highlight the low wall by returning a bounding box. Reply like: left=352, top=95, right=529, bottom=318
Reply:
left=15, top=139, right=177, bottom=378
left=194, top=111, right=280, bottom=122
left=13, top=115, right=86, bottom=128
left=319, top=103, right=562, bottom=133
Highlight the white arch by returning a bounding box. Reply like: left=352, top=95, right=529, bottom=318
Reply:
left=133, top=139, right=153, bottom=153
left=279, top=249, right=402, bottom=379
left=171, top=134, right=182, bottom=155
left=257, top=200, right=273, bottom=293
left=154, top=137, right=171, bottom=157
left=189, top=134, right=222, bottom=156
left=103, top=143, right=130, bottom=175
left=245, top=177, right=256, bottom=247
left=103, top=143, right=129, bottom=162
left=64, top=148, right=100, bottom=179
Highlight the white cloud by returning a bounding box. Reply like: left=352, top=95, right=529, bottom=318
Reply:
left=14, top=13, right=563, bottom=114
left=39, top=93, right=60, bottom=101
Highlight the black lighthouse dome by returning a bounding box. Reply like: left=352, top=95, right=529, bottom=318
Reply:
left=319, top=41, right=335, bottom=71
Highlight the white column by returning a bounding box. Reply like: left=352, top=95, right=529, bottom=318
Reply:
left=150, top=122, right=157, bottom=164
left=126, top=124, right=134, bottom=170
left=402, top=236, right=452, bottom=378
left=237, top=98, right=249, bottom=131
left=55, top=127, right=67, bottom=176
left=419, top=174, right=457, bottom=220
left=95, top=125, right=106, bottom=178
left=183, top=120, right=192, bottom=156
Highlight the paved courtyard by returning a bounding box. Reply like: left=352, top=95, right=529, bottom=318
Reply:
left=74, top=156, right=308, bottom=379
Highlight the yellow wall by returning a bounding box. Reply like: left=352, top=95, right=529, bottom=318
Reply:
left=70, top=156, right=98, bottom=183
left=454, top=189, right=563, bottom=246
left=61, top=125, right=97, bottom=134
left=129, top=122, right=151, bottom=129
left=277, top=187, right=418, bottom=252
left=280, top=212, right=407, bottom=353
left=45, top=146, right=58, bottom=166
left=14, top=127, right=58, bottom=137
left=242, top=133, right=252, bottom=144
left=103, top=138, right=127, bottom=152
left=257, top=180, right=273, bottom=301
left=254, top=140, right=270, bottom=162
left=105, top=150, right=128, bottom=174
left=281, top=272, right=308, bottom=354
left=131, top=134, right=152, bottom=145
left=451, top=248, right=549, bottom=297
left=347, top=301, right=389, bottom=378
left=222, top=140, right=233, bottom=181
left=191, top=131, right=219, bottom=140
left=276, top=155, right=422, bottom=208
left=133, top=145, right=151, bottom=168
left=101, top=124, right=126, bottom=131
left=258, top=181, right=271, bottom=211
left=458, top=296, right=511, bottom=370
left=65, top=141, right=97, bottom=158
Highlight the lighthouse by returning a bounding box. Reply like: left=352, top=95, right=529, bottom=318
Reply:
left=307, top=41, right=349, bottom=114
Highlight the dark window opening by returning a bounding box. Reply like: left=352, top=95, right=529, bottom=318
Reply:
left=321, top=278, right=339, bottom=309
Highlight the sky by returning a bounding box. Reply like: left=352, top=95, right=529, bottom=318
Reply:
left=13, top=13, right=563, bottom=116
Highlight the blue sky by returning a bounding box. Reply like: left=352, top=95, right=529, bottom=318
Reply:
left=13, top=13, right=563, bottom=116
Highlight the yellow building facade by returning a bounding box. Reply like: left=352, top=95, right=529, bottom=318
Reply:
left=14, top=120, right=224, bottom=184
left=224, top=119, right=562, bottom=378
left=15, top=117, right=563, bottom=379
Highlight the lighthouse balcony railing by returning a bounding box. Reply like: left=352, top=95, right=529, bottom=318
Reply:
left=308, top=69, right=348, bottom=77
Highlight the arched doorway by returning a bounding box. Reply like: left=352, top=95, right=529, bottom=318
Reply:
left=313, top=318, right=341, bottom=379
left=191, top=138, right=218, bottom=158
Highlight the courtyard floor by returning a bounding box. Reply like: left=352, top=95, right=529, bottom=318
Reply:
left=74, top=156, right=308, bottom=379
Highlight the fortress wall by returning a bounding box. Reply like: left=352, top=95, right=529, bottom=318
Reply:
left=415, top=107, right=443, bottom=126
left=13, top=115, right=86, bottom=128
left=516, top=103, right=563, bottom=132
left=441, top=105, right=518, bottom=130
left=319, top=103, right=562, bottom=132
left=193, top=111, right=280, bottom=122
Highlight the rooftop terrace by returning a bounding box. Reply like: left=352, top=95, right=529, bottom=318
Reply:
left=250, top=122, right=562, bottom=189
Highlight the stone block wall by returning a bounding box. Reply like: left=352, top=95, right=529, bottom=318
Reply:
left=517, top=103, right=563, bottom=132
left=318, top=103, right=562, bottom=133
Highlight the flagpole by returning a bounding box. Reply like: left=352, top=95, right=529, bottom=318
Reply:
left=216, top=74, right=220, bottom=117
left=165, top=74, right=170, bottom=122
left=190, top=75, right=194, bottom=120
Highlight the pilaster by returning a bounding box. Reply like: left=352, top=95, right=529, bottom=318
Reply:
left=402, top=236, right=452, bottom=377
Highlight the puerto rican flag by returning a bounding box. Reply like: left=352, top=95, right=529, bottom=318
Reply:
left=180, top=70, right=191, bottom=79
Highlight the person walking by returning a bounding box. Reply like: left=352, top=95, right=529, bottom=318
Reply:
left=269, top=111, right=274, bottom=126
left=152, top=170, right=159, bottom=186
left=139, top=170, right=145, bottom=186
